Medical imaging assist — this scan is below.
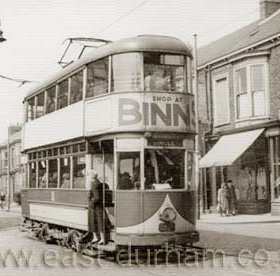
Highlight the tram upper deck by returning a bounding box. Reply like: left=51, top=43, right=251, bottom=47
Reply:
left=22, top=35, right=195, bottom=151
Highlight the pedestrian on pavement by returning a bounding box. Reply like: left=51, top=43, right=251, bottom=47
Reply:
left=227, top=180, right=237, bottom=215
left=0, top=192, right=6, bottom=210
left=218, top=183, right=229, bottom=216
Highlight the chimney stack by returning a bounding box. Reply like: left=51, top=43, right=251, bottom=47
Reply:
left=260, top=0, right=280, bottom=19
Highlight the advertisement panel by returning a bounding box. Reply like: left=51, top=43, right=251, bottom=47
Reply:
left=85, top=92, right=195, bottom=135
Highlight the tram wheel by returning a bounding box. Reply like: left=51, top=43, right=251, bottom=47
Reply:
left=66, top=229, right=81, bottom=251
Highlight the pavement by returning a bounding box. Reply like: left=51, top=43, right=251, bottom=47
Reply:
left=0, top=206, right=22, bottom=231
left=196, top=213, right=280, bottom=254
left=198, top=213, right=280, bottom=224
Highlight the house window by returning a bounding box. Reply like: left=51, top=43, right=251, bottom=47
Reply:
left=251, top=65, right=265, bottom=116
left=235, top=63, right=266, bottom=119
left=213, top=76, right=229, bottom=126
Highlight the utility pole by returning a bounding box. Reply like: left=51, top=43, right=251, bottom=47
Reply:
left=193, top=34, right=200, bottom=220
left=0, top=19, right=7, bottom=42
left=6, top=126, right=10, bottom=211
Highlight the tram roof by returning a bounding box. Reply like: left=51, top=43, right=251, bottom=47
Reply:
left=25, top=35, right=192, bottom=100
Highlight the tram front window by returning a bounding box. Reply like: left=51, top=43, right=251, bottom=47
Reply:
left=144, top=53, right=185, bottom=92
left=144, top=149, right=185, bottom=190
left=117, top=152, right=140, bottom=190
left=111, top=53, right=142, bottom=92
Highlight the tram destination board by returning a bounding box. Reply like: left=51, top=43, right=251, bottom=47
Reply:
left=148, top=138, right=183, bottom=147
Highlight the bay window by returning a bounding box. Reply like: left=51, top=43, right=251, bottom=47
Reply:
left=235, top=62, right=266, bottom=119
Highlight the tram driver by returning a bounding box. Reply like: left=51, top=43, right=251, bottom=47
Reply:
left=145, top=68, right=168, bottom=91
left=144, top=153, right=156, bottom=189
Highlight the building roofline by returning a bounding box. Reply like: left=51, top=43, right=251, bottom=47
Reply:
left=198, top=32, right=280, bottom=70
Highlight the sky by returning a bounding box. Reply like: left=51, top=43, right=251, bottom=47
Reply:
left=0, top=0, right=260, bottom=143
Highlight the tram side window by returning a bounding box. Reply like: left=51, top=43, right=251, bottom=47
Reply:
left=111, top=53, right=142, bottom=92
left=60, top=157, right=70, bottom=188
left=57, top=79, right=69, bottom=110
left=144, top=53, right=185, bottom=92
left=29, top=162, right=36, bottom=188
left=73, top=155, right=86, bottom=189
left=144, top=149, right=185, bottom=190
left=86, top=58, right=109, bottom=98
left=36, top=92, right=45, bottom=118
left=48, top=159, right=58, bottom=188
left=45, top=86, right=56, bottom=114
left=27, top=97, right=36, bottom=121
left=70, top=71, right=83, bottom=104
left=187, top=152, right=195, bottom=190
left=38, top=160, right=47, bottom=188
left=117, top=152, right=140, bottom=190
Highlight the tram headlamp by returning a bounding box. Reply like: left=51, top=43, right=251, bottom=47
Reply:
left=159, top=207, right=176, bottom=222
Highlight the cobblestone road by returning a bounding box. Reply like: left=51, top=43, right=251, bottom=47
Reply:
left=0, top=228, right=279, bottom=276
left=0, top=211, right=280, bottom=275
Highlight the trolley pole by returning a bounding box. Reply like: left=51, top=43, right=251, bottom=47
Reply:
left=193, top=34, right=200, bottom=220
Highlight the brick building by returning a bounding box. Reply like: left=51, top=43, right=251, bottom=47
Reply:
left=0, top=125, right=22, bottom=205
left=198, top=0, right=280, bottom=214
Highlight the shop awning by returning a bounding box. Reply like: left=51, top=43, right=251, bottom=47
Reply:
left=199, top=128, right=265, bottom=168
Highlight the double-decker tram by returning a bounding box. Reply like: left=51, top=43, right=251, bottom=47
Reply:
left=21, top=35, right=198, bottom=253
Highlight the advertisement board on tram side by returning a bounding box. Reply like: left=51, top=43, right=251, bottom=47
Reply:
left=85, top=93, right=195, bottom=135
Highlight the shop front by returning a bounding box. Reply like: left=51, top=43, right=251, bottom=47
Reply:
left=266, top=128, right=280, bottom=215
left=200, top=128, right=271, bottom=214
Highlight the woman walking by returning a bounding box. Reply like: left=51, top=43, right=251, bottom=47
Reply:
left=218, top=183, right=229, bottom=216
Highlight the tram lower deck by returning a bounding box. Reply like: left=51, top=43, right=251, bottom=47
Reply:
left=21, top=134, right=199, bottom=250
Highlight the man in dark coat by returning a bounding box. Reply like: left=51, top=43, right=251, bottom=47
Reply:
left=88, top=170, right=104, bottom=244
left=227, top=180, right=237, bottom=215
left=144, top=154, right=156, bottom=189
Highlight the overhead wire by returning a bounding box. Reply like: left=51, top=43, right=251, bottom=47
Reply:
left=94, top=0, right=150, bottom=36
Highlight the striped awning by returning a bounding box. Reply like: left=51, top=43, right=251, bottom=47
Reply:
left=199, top=128, right=265, bottom=168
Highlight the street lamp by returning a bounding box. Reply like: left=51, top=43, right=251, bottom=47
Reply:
left=0, top=20, right=6, bottom=42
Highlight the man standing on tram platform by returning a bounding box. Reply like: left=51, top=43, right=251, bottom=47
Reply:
left=87, top=170, right=105, bottom=244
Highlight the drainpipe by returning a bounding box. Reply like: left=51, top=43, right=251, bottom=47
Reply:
left=193, top=34, right=201, bottom=219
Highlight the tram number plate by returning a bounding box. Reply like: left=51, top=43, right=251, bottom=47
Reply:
left=159, top=222, right=175, bottom=232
